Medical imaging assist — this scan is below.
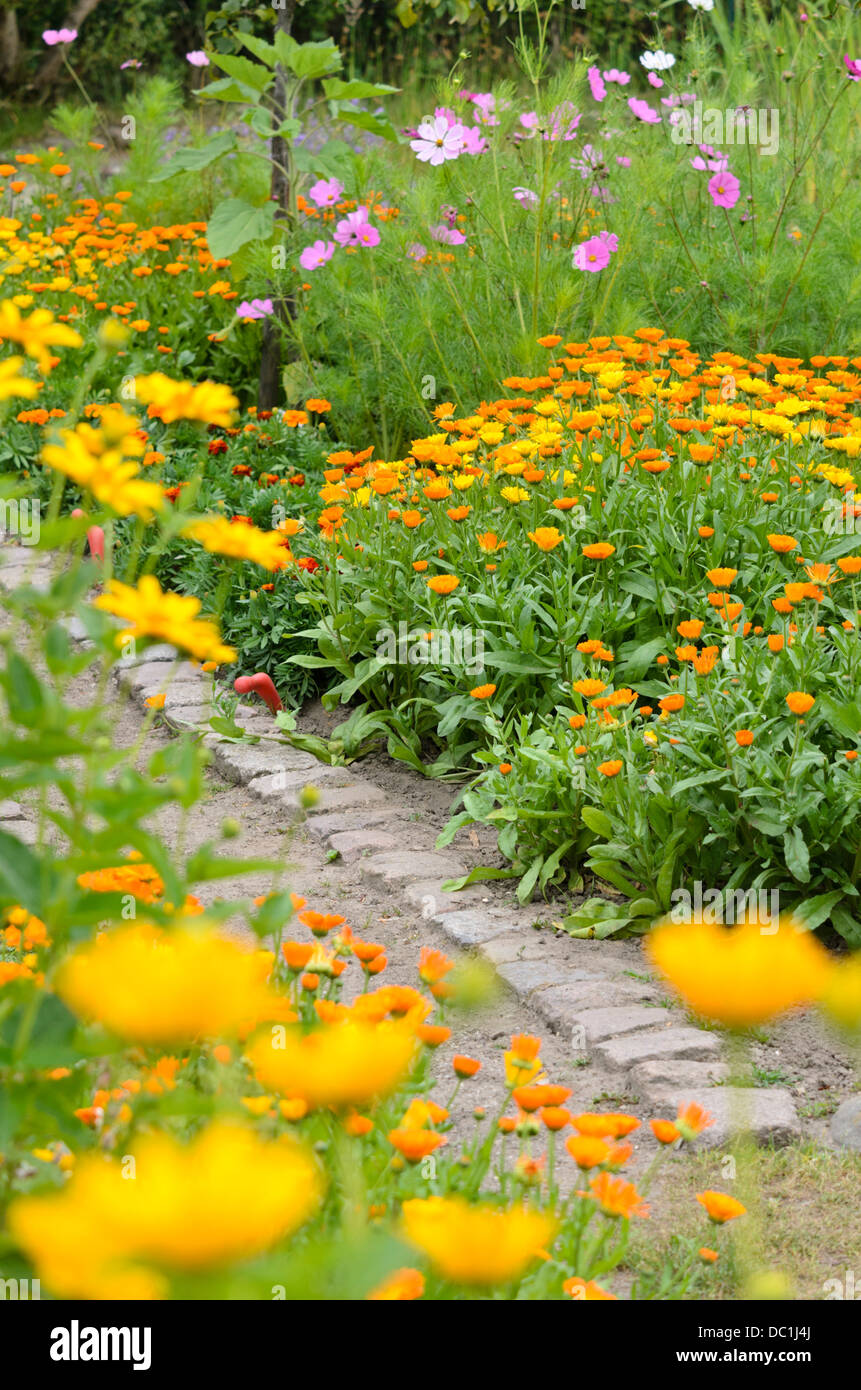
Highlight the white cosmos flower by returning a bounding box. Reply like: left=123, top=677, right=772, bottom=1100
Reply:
left=410, top=116, right=465, bottom=166
left=640, top=50, right=676, bottom=71
left=689, top=0, right=715, bottom=11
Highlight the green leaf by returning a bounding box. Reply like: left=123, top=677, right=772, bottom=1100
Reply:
left=276, top=35, right=342, bottom=80
left=830, top=904, right=861, bottom=948
left=783, top=826, right=810, bottom=883
left=580, top=805, right=613, bottom=839
left=209, top=52, right=273, bottom=95
left=206, top=198, right=275, bottom=260
left=333, top=108, right=400, bottom=142
left=151, top=132, right=237, bottom=182
left=322, top=79, right=399, bottom=100
left=791, top=890, right=844, bottom=932
left=240, top=34, right=278, bottom=68
left=441, top=865, right=519, bottom=892
left=0, top=828, right=43, bottom=913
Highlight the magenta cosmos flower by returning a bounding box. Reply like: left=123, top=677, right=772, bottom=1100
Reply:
left=43, top=29, right=77, bottom=45
left=845, top=56, right=861, bottom=81
left=308, top=178, right=343, bottom=208
left=587, top=67, right=606, bottom=102
left=573, top=236, right=611, bottom=273
left=186, top=51, right=210, bottom=67
left=708, top=170, right=740, bottom=208
left=334, top=208, right=380, bottom=248
left=628, top=97, right=661, bottom=124
left=409, top=115, right=465, bottom=166
left=299, top=240, right=336, bottom=271
left=236, top=298, right=273, bottom=320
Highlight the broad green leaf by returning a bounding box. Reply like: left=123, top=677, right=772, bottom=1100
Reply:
left=209, top=52, right=273, bottom=95
left=151, top=132, right=236, bottom=182
left=783, top=826, right=811, bottom=883
left=580, top=805, right=613, bottom=839
left=206, top=198, right=275, bottom=260
left=442, top=865, right=519, bottom=892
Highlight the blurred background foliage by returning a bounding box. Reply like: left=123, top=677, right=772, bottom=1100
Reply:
left=2, top=0, right=736, bottom=102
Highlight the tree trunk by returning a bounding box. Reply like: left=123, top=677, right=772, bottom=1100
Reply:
left=30, top=0, right=106, bottom=91
left=0, top=6, right=21, bottom=84
left=258, top=0, right=298, bottom=411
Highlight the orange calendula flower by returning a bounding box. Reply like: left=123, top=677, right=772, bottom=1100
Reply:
left=573, top=677, right=606, bottom=696
left=735, top=729, right=754, bottom=747
left=469, top=683, right=497, bottom=699
left=597, top=759, right=623, bottom=777
left=767, top=534, right=798, bottom=554
left=585, top=1172, right=649, bottom=1220
left=706, top=567, right=738, bottom=588
left=571, top=1112, right=641, bottom=1139
left=563, top=1275, right=617, bottom=1300
left=528, top=526, right=564, bottom=551
left=675, top=1101, right=714, bottom=1140
left=427, top=574, right=459, bottom=595
left=650, top=1119, right=681, bottom=1145
left=453, top=1054, right=481, bottom=1078
left=696, top=1190, right=747, bottom=1224
left=582, top=542, right=615, bottom=560
left=566, top=1135, right=610, bottom=1170
left=388, top=1129, right=447, bottom=1162
left=367, top=1267, right=425, bottom=1301
left=786, top=691, right=814, bottom=715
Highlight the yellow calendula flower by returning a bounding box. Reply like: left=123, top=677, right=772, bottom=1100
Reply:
left=0, top=299, right=82, bottom=371
left=94, top=574, right=236, bottom=663
left=8, top=1122, right=322, bottom=1299
left=56, top=922, right=285, bottom=1043
left=500, top=486, right=530, bottom=504
left=0, top=355, right=41, bottom=401
left=819, top=955, right=861, bottom=1033
left=134, top=372, right=238, bottom=427
left=42, top=419, right=164, bottom=520
left=246, top=1018, right=417, bottom=1110
left=183, top=516, right=289, bottom=572
left=646, top=915, right=831, bottom=1029
left=401, top=1197, right=556, bottom=1285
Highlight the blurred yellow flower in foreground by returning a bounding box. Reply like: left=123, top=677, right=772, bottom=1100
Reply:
left=246, top=1018, right=417, bottom=1109
left=820, top=953, right=861, bottom=1033
left=56, top=922, right=288, bottom=1043
left=94, top=574, right=236, bottom=664
left=647, top=915, right=831, bottom=1028
left=401, top=1196, right=556, bottom=1285
left=0, top=299, right=82, bottom=371
left=134, top=372, right=238, bottom=427
left=9, top=1122, right=321, bottom=1299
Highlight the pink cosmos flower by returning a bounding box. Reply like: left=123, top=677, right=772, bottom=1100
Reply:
left=597, top=230, right=619, bottom=252
left=459, top=126, right=488, bottom=155
left=308, top=178, right=343, bottom=208
left=43, top=28, right=77, bottom=45
left=647, top=73, right=664, bottom=89
left=845, top=56, right=861, bottom=81
left=299, top=239, right=336, bottom=271
left=429, top=223, right=466, bottom=245
left=708, top=171, right=740, bottom=208
left=603, top=69, right=631, bottom=85
left=471, top=93, right=499, bottom=126
left=334, top=208, right=380, bottom=248
left=186, top=51, right=209, bottom=67
left=406, top=243, right=427, bottom=261
left=513, top=187, right=539, bottom=207
left=120, top=59, right=143, bottom=70
left=410, top=115, right=465, bottom=165
left=236, top=298, right=273, bottom=320
left=573, top=236, right=611, bottom=273
left=628, top=97, right=661, bottom=124
left=587, top=67, right=607, bottom=102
